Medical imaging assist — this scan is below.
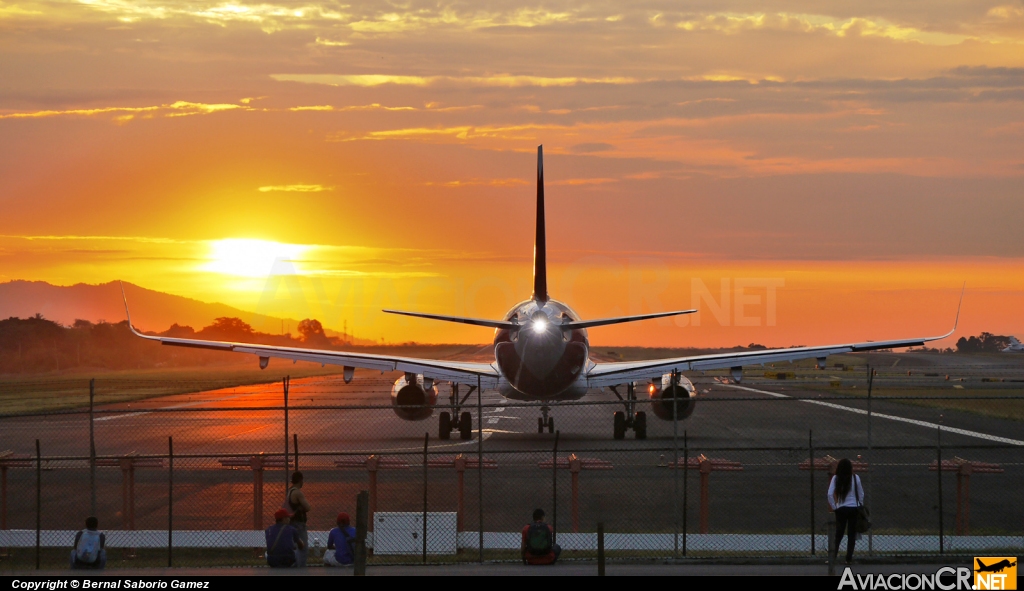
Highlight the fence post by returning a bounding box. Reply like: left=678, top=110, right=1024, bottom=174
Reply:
left=682, top=430, right=688, bottom=556
left=1, top=464, right=6, bottom=531
left=168, top=436, right=173, bottom=567
left=673, top=386, right=680, bottom=558
left=455, top=455, right=466, bottom=532
left=809, top=429, right=815, bottom=555
left=827, top=518, right=836, bottom=575
left=551, top=430, right=559, bottom=546
left=937, top=426, right=944, bottom=554
left=354, top=490, right=368, bottom=576
left=597, top=522, right=605, bottom=576
left=422, top=432, right=428, bottom=563
left=866, top=366, right=874, bottom=555
left=476, top=375, right=483, bottom=563
left=569, top=454, right=581, bottom=533
left=251, top=455, right=264, bottom=530
left=283, top=376, right=290, bottom=494
left=34, top=439, right=40, bottom=571
left=89, top=378, right=96, bottom=517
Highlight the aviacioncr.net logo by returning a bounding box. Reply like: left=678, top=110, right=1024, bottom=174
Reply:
left=838, top=567, right=974, bottom=590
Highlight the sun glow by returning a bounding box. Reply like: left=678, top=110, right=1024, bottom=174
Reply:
left=202, top=239, right=309, bottom=277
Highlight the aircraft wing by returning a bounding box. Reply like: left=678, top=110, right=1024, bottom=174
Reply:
left=586, top=303, right=962, bottom=389
left=587, top=334, right=954, bottom=388
left=121, top=287, right=500, bottom=387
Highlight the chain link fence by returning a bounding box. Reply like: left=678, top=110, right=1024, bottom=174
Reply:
left=0, top=369, right=1022, bottom=569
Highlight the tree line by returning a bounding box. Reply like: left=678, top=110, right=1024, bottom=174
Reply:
left=0, top=314, right=346, bottom=374
left=955, top=332, right=1013, bottom=353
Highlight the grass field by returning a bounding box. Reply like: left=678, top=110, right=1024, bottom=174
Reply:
left=0, top=344, right=490, bottom=416
left=0, top=364, right=346, bottom=415
left=839, top=387, right=1024, bottom=422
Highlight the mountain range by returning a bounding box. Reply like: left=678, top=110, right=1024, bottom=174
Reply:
left=0, top=280, right=370, bottom=343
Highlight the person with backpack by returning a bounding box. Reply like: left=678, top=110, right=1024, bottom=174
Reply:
left=286, top=471, right=312, bottom=567
left=828, top=458, right=865, bottom=565
left=324, top=512, right=356, bottom=567
left=265, top=508, right=305, bottom=568
left=521, top=508, right=560, bottom=565
left=70, top=516, right=106, bottom=569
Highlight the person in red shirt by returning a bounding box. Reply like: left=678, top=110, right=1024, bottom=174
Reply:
left=521, top=509, right=561, bottom=565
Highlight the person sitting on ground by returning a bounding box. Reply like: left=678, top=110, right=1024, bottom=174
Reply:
left=70, top=516, right=106, bottom=569
left=521, top=508, right=561, bottom=565
left=324, top=512, right=357, bottom=567
left=265, top=508, right=304, bottom=567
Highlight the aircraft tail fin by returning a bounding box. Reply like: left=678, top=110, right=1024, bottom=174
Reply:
left=532, top=145, right=548, bottom=304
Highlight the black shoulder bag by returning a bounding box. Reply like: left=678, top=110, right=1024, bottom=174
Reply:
left=854, top=476, right=872, bottom=533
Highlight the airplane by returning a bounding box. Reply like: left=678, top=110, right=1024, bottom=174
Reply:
left=1002, top=336, right=1024, bottom=352
left=121, top=145, right=962, bottom=441
left=976, top=558, right=1016, bottom=573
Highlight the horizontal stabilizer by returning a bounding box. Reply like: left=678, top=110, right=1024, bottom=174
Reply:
left=383, top=309, right=517, bottom=329
left=560, top=309, right=697, bottom=330
left=384, top=308, right=696, bottom=330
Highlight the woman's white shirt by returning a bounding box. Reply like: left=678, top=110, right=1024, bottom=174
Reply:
left=827, top=474, right=864, bottom=510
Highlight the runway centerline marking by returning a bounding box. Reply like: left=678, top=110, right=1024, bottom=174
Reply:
left=725, top=384, right=1024, bottom=446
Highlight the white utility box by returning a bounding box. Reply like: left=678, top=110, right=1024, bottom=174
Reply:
left=373, top=512, right=457, bottom=555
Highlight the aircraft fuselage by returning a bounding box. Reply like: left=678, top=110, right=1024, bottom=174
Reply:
left=493, top=298, right=590, bottom=400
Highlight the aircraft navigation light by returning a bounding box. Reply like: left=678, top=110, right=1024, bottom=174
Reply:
left=648, top=384, right=656, bottom=395
left=532, top=318, right=548, bottom=333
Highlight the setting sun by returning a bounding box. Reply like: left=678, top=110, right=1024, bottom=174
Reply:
left=203, top=239, right=310, bottom=278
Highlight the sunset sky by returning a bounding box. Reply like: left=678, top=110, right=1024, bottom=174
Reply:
left=2, top=0, right=1023, bottom=347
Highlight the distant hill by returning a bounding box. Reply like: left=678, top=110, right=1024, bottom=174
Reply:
left=0, top=280, right=373, bottom=344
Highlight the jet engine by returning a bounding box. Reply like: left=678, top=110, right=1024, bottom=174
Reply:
left=644, top=373, right=697, bottom=421
left=391, top=373, right=438, bottom=421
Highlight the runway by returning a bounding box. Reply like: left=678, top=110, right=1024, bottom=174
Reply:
left=0, top=353, right=1021, bottom=559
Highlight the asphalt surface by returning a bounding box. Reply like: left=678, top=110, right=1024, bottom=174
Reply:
left=0, top=352, right=1021, bottom=556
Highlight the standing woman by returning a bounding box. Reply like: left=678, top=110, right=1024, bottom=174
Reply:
left=827, top=458, right=864, bottom=565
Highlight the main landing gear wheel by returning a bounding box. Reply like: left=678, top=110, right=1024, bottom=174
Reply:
left=441, top=382, right=478, bottom=441
left=633, top=411, right=647, bottom=440
left=439, top=412, right=452, bottom=440
left=610, top=383, right=648, bottom=440
left=613, top=411, right=626, bottom=440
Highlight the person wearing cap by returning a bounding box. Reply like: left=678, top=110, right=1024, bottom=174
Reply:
left=324, top=512, right=357, bottom=567
left=265, top=508, right=304, bottom=567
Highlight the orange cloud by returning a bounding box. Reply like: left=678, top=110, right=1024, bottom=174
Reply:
left=0, top=101, right=246, bottom=121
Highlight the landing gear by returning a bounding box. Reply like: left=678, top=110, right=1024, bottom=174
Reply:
left=439, top=412, right=453, bottom=440
left=610, top=383, right=647, bottom=440
left=537, top=406, right=554, bottom=433
left=613, top=411, right=626, bottom=439
left=634, top=411, right=647, bottom=440
left=439, top=383, right=477, bottom=441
